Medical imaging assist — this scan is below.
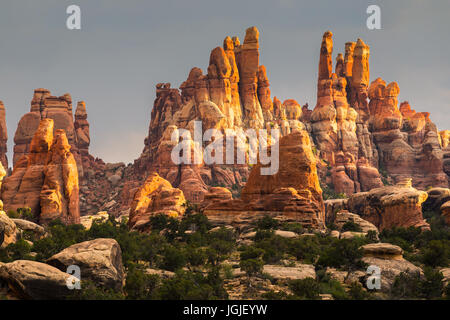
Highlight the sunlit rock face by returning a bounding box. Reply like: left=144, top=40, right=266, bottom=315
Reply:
left=2, top=119, right=80, bottom=225
left=13, top=89, right=94, bottom=178
left=118, top=26, right=449, bottom=227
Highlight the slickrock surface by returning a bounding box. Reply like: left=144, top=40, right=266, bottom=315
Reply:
left=2, top=119, right=80, bottom=225
left=262, top=264, right=316, bottom=280
left=332, top=210, right=378, bottom=235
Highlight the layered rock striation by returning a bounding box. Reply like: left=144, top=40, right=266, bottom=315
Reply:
left=2, top=119, right=80, bottom=225
left=13, top=89, right=93, bottom=177
left=202, top=130, right=326, bottom=229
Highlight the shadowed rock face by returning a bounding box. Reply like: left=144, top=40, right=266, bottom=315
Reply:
left=0, top=101, right=7, bottom=168
left=2, top=119, right=80, bottom=225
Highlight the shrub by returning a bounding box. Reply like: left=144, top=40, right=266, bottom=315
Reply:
left=341, top=221, right=363, bottom=232
left=240, top=259, right=264, bottom=278
left=124, top=264, right=160, bottom=300
left=156, top=270, right=227, bottom=300
left=261, top=290, right=289, bottom=300
left=289, top=278, right=320, bottom=300
left=390, top=268, right=443, bottom=299
left=67, top=281, right=125, bottom=300
left=347, top=281, right=371, bottom=300
left=322, top=184, right=347, bottom=200
left=160, top=246, right=186, bottom=272
left=240, top=246, right=265, bottom=278
left=255, top=216, right=279, bottom=230
left=0, top=239, right=34, bottom=262
left=390, top=271, right=421, bottom=299
left=186, top=247, right=207, bottom=270
left=287, top=237, right=321, bottom=264
left=420, top=240, right=449, bottom=267
left=319, top=277, right=349, bottom=300
left=317, top=239, right=367, bottom=273
left=420, top=267, right=444, bottom=299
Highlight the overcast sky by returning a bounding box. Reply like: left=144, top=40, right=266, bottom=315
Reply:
left=0, top=0, right=449, bottom=165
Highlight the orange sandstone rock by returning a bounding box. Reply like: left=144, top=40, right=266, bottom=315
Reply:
left=2, top=119, right=80, bottom=225
left=347, top=182, right=429, bottom=231
left=128, top=172, right=186, bottom=231
left=203, top=130, right=325, bottom=230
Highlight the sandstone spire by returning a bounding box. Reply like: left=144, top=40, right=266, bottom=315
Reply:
left=0, top=101, right=8, bottom=168
left=74, top=101, right=90, bottom=159
left=344, top=42, right=356, bottom=78
left=13, top=89, right=82, bottom=174
left=238, top=26, right=264, bottom=127
left=2, top=119, right=80, bottom=225
left=318, top=31, right=333, bottom=81
left=351, top=38, right=370, bottom=88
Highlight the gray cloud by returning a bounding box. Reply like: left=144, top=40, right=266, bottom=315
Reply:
left=1, top=0, right=449, bottom=164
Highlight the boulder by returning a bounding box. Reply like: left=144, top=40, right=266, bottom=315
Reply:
left=346, top=184, right=429, bottom=231
left=361, top=243, right=403, bottom=260
left=46, top=238, right=124, bottom=291
left=0, top=208, right=18, bottom=248
left=11, top=219, right=46, bottom=238
left=0, top=260, right=72, bottom=300
left=360, top=242, right=421, bottom=291
left=333, top=210, right=378, bottom=235
left=362, top=256, right=422, bottom=292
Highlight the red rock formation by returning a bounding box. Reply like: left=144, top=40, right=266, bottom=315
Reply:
left=369, top=78, right=447, bottom=188
left=12, top=89, right=96, bottom=178
left=318, top=31, right=333, bottom=81
left=128, top=172, right=186, bottom=231
left=257, top=65, right=273, bottom=121
left=128, top=26, right=449, bottom=222
left=223, top=36, right=242, bottom=127
left=203, top=130, right=326, bottom=229
left=346, top=181, right=429, bottom=231
left=2, top=119, right=80, bottom=225
left=132, top=26, right=275, bottom=204
left=311, top=32, right=382, bottom=195
left=0, top=101, right=7, bottom=168
left=349, top=39, right=370, bottom=115
left=74, top=101, right=90, bottom=163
